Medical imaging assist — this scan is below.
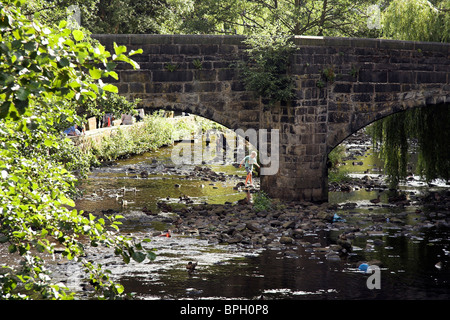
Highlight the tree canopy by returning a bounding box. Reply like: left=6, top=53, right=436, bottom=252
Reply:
left=382, top=0, right=450, bottom=42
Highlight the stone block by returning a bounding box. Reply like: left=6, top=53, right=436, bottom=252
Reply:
left=152, top=70, right=193, bottom=82
left=333, top=83, right=352, bottom=93
left=218, top=69, right=237, bottom=81
left=328, top=111, right=350, bottom=123
left=375, top=84, right=401, bottom=92
left=375, top=93, right=393, bottom=102
left=351, top=93, right=372, bottom=102
left=388, top=72, right=414, bottom=83
left=117, top=83, right=129, bottom=94
left=353, top=83, right=374, bottom=93
left=160, top=44, right=180, bottom=55
left=128, top=34, right=173, bottom=45
left=129, top=82, right=144, bottom=93
left=194, top=70, right=217, bottom=81
left=146, top=83, right=182, bottom=93
left=179, top=45, right=200, bottom=55
left=359, top=71, right=387, bottom=83
left=218, top=45, right=238, bottom=55
left=200, top=44, right=219, bottom=55
left=184, top=82, right=217, bottom=93
left=306, top=144, right=320, bottom=155
left=294, top=36, right=325, bottom=47
left=417, top=72, right=447, bottom=84
left=120, top=71, right=150, bottom=83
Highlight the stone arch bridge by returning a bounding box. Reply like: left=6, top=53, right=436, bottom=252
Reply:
left=93, top=34, right=450, bottom=202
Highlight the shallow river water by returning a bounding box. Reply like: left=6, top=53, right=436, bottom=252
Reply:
left=69, top=136, right=450, bottom=300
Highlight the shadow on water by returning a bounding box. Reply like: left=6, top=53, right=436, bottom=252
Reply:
left=71, top=138, right=449, bottom=300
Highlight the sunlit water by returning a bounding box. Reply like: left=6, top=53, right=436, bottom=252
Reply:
left=69, top=139, right=450, bottom=300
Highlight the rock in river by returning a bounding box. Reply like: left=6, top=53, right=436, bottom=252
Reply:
left=279, top=236, right=294, bottom=244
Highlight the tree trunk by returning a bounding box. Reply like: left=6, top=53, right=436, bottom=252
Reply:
left=318, top=0, right=328, bottom=36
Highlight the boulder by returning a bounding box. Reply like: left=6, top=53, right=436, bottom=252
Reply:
left=316, top=211, right=334, bottom=222
left=292, top=228, right=304, bottom=239
left=282, top=221, right=296, bottom=229
left=246, top=222, right=262, bottom=233
left=279, top=236, right=294, bottom=244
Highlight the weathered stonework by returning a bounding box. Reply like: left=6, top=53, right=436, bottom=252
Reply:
left=93, top=34, right=450, bottom=202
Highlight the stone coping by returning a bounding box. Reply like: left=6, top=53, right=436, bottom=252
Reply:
left=92, top=34, right=450, bottom=53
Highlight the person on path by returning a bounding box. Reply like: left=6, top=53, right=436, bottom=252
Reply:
left=239, top=151, right=260, bottom=187
left=63, top=124, right=82, bottom=136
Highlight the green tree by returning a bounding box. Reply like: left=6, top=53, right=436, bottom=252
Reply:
left=24, top=0, right=195, bottom=34
left=382, top=0, right=450, bottom=42
left=0, top=0, right=153, bottom=300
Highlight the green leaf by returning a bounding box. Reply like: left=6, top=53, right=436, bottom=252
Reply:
left=147, top=251, right=157, bottom=261
left=0, top=234, right=9, bottom=243
left=102, top=84, right=118, bottom=93
left=60, top=195, right=75, bottom=207
left=131, top=251, right=146, bottom=263
left=105, top=62, right=117, bottom=71
left=58, top=20, right=67, bottom=29
left=44, top=139, right=53, bottom=147
left=113, top=42, right=127, bottom=55
left=16, top=88, right=30, bottom=101
left=115, top=284, right=125, bottom=294
left=8, top=244, right=17, bottom=254
left=129, top=49, right=143, bottom=56
left=58, top=57, right=70, bottom=68
left=89, top=68, right=102, bottom=80
left=106, top=71, right=118, bottom=80
left=122, top=252, right=130, bottom=264
left=0, top=101, right=12, bottom=119
left=72, top=30, right=84, bottom=41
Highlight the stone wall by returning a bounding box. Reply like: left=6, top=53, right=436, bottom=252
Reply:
left=93, top=34, right=450, bottom=202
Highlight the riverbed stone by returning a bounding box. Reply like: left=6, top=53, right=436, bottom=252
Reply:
left=292, top=228, right=304, bottom=238
left=246, top=222, right=262, bottom=233
left=279, top=236, right=294, bottom=244
left=282, top=221, right=296, bottom=229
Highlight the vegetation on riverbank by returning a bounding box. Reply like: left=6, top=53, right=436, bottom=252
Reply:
left=90, top=114, right=175, bottom=163
left=88, top=112, right=226, bottom=163
left=328, top=145, right=351, bottom=184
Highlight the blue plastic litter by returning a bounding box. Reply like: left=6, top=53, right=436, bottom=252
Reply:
left=358, top=263, right=369, bottom=272
left=333, top=213, right=346, bottom=222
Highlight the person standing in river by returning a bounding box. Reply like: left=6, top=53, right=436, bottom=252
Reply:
left=239, top=151, right=260, bottom=187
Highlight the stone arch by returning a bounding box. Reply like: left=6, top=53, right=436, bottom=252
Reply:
left=140, top=99, right=245, bottom=132
left=327, top=98, right=450, bottom=154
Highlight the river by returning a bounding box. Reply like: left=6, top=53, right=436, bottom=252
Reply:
left=65, top=129, right=449, bottom=300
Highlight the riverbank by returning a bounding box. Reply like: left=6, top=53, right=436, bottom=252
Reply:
left=70, top=113, right=226, bottom=168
